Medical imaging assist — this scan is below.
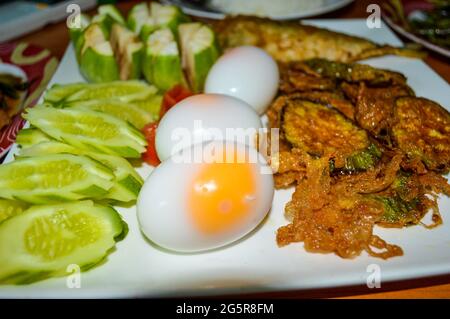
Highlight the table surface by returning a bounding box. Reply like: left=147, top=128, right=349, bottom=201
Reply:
left=11, top=0, right=450, bottom=299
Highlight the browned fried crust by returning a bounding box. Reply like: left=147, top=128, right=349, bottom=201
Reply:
left=392, top=97, right=450, bottom=173
left=214, top=16, right=422, bottom=63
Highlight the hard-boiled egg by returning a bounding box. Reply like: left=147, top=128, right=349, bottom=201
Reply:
left=204, top=46, right=279, bottom=115
left=137, top=140, right=274, bottom=252
left=155, top=93, right=262, bottom=161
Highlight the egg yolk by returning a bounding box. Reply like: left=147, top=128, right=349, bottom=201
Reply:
left=188, top=161, right=257, bottom=235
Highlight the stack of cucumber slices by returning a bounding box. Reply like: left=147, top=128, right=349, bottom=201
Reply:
left=0, top=80, right=160, bottom=284
left=70, top=3, right=220, bottom=92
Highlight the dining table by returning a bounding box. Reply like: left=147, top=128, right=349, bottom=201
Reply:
left=9, top=0, right=450, bottom=299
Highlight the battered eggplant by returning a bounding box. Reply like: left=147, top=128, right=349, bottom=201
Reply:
left=342, top=82, right=413, bottom=139
left=392, top=97, right=450, bottom=173
left=214, top=16, right=422, bottom=63
left=281, top=97, right=381, bottom=172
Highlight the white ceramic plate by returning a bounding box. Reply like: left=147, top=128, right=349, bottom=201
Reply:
left=1, top=19, right=450, bottom=298
left=162, top=0, right=354, bottom=20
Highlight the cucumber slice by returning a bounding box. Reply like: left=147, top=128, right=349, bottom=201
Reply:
left=23, top=105, right=147, bottom=158
left=0, top=199, right=29, bottom=224
left=44, top=83, right=88, bottom=105
left=179, top=23, right=220, bottom=92
left=0, top=154, right=114, bottom=204
left=143, top=28, right=187, bottom=91
left=65, top=99, right=153, bottom=129
left=150, top=2, right=189, bottom=35
left=80, top=24, right=120, bottom=83
left=66, top=80, right=157, bottom=103
left=20, top=141, right=144, bottom=203
left=16, top=128, right=53, bottom=148
left=110, top=23, right=144, bottom=80
left=0, top=201, right=126, bottom=284
left=127, top=2, right=150, bottom=35
left=133, top=94, right=162, bottom=122
left=68, top=13, right=91, bottom=48
left=98, top=4, right=126, bottom=25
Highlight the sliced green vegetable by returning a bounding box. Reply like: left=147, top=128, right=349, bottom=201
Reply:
left=16, top=128, right=53, bottom=148
left=133, top=94, right=162, bottom=121
left=98, top=4, right=126, bottom=25
left=79, top=23, right=120, bottom=83
left=66, top=80, right=157, bottom=103
left=23, top=105, right=147, bottom=158
left=110, top=23, right=144, bottom=80
left=69, top=13, right=91, bottom=61
left=178, top=23, right=219, bottom=92
left=44, top=83, right=88, bottom=105
left=0, top=200, right=29, bottom=224
left=150, top=2, right=189, bottom=36
left=65, top=99, right=153, bottom=129
left=143, top=28, right=186, bottom=91
left=19, top=141, right=143, bottom=203
left=0, top=201, right=126, bottom=284
left=127, top=2, right=150, bottom=35
left=0, top=154, right=114, bottom=204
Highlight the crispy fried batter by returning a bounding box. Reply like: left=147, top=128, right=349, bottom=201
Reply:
left=344, top=83, right=413, bottom=139
left=281, top=97, right=372, bottom=169
left=214, top=16, right=422, bottom=63
left=277, top=155, right=403, bottom=259
left=267, top=59, right=450, bottom=259
left=392, top=97, right=450, bottom=173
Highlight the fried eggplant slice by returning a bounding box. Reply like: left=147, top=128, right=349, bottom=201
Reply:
left=279, top=62, right=336, bottom=93
left=342, top=83, right=413, bottom=139
left=304, top=58, right=407, bottom=86
left=281, top=98, right=380, bottom=172
left=214, top=16, right=422, bottom=63
left=392, top=97, right=450, bottom=173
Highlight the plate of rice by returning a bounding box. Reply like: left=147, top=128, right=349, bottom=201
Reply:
left=162, top=0, right=354, bottom=20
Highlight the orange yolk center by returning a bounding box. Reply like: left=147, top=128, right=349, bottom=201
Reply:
left=188, top=161, right=257, bottom=235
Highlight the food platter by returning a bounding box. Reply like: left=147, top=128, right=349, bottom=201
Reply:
left=1, top=19, right=450, bottom=298
left=162, top=0, right=354, bottom=20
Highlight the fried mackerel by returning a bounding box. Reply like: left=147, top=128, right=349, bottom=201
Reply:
left=214, top=16, right=422, bottom=63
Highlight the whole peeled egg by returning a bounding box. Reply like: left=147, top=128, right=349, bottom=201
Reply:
left=204, top=46, right=279, bottom=115
left=137, top=140, right=274, bottom=252
left=155, top=93, right=262, bottom=161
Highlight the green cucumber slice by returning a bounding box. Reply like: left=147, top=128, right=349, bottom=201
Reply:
left=23, top=105, right=147, bottom=158
left=0, top=154, right=114, bottom=204
left=143, top=28, right=187, bottom=91
left=15, top=128, right=53, bottom=148
left=44, top=83, right=88, bottom=105
left=79, top=23, right=120, bottom=83
left=132, top=94, right=162, bottom=122
left=178, top=23, right=220, bottom=92
left=0, top=200, right=29, bottom=224
left=150, top=2, right=190, bottom=35
left=20, top=141, right=143, bottom=203
left=65, top=99, right=153, bottom=129
left=66, top=80, right=157, bottom=103
left=97, top=4, right=126, bottom=25
left=110, top=23, right=144, bottom=80
left=0, top=201, right=126, bottom=284
left=127, top=2, right=150, bottom=35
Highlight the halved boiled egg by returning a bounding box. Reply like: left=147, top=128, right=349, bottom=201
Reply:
left=137, top=140, right=274, bottom=252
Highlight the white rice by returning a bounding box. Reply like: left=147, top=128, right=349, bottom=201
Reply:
left=210, top=0, right=326, bottom=18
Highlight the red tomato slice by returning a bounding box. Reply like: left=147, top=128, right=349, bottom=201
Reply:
left=141, top=85, right=193, bottom=166
left=160, top=85, right=193, bottom=118
left=141, top=122, right=160, bottom=166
